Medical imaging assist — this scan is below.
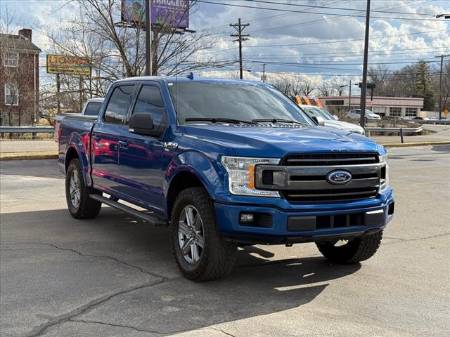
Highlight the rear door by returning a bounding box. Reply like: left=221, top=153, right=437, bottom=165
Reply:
left=91, top=84, right=135, bottom=193
left=116, top=83, right=172, bottom=213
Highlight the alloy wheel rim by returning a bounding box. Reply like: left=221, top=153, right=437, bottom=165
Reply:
left=69, top=170, right=81, bottom=208
left=178, top=205, right=205, bottom=264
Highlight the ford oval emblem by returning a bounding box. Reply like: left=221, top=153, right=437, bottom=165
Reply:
left=326, top=170, right=352, bottom=185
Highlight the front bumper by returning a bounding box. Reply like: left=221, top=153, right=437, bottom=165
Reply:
left=214, top=188, right=394, bottom=244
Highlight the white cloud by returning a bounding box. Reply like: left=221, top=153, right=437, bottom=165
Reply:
left=2, top=0, right=449, bottom=83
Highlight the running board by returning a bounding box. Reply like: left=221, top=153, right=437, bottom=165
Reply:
left=89, top=194, right=167, bottom=226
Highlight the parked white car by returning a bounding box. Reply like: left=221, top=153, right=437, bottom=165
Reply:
left=299, top=105, right=365, bottom=135
left=346, top=109, right=381, bottom=121
left=81, top=97, right=104, bottom=116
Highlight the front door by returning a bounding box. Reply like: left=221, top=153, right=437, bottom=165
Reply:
left=91, top=84, right=135, bottom=194
left=117, top=83, right=173, bottom=214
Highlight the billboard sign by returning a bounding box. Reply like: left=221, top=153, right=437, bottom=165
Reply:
left=121, top=0, right=189, bottom=29
left=46, top=54, right=91, bottom=76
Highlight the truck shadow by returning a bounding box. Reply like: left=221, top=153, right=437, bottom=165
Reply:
left=3, top=207, right=361, bottom=335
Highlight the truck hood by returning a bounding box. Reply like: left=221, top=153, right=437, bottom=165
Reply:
left=181, top=125, right=383, bottom=158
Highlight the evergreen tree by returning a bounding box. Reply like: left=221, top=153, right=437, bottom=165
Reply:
left=415, top=61, right=435, bottom=110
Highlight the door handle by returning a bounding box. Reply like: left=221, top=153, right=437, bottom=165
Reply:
left=118, top=140, right=128, bottom=149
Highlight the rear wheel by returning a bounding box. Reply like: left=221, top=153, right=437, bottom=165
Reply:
left=66, top=159, right=101, bottom=219
left=171, top=187, right=237, bottom=281
left=316, top=231, right=383, bottom=264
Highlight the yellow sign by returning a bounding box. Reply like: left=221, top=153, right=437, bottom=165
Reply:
left=46, top=54, right=91, bottom=76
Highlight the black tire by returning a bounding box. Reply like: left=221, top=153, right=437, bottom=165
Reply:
left=66, top=158, right=101, bottom=219
left=171, top=187, right=237, bottom=281
left=316, top=231, right=383, bottom=264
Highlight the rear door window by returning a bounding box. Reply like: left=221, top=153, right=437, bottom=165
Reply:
left=104, top=85, right=135, bottom=124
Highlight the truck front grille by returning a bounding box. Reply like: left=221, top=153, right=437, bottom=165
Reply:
left=283, top=153, right=379, bottom=166
left=255, top=152, right=384, bottom=202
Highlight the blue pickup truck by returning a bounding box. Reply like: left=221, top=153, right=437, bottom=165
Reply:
left=57, top=76, right=394, bottom=281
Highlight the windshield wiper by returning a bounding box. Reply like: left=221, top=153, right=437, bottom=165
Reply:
left=252, top=118, right=304, bottom=125
left=185, top=117, right=255, bottom=125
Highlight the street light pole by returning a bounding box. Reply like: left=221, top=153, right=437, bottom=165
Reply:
left=145, top=0, right=152, bottom=76
left=359, top=0, right=371, bottom=128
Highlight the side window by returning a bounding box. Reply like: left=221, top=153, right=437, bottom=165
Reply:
left=133, top=85, right=166, bottom=127
left=104, top=85, right=134, bottom=124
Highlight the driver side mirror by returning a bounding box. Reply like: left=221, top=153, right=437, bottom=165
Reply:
left=333, top=115, right=339, bottom=120
left=312, top=115, right=326, bottom=126
left=129, top=112, right=163, bottom=137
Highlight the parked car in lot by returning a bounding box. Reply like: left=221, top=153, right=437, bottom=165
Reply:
left=57, top=77, right=394, bottom=281
left=347, top=109, right=381, bottom=122
left=299, top=105, right=365, bottom=135
left=54, top=98, right=104, bottom=142
left=81, top=97, right=104, bottom=116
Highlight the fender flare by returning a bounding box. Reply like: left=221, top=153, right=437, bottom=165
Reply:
left=65, top=132, right=92, bottom=186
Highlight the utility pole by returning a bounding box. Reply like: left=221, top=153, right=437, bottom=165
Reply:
left=56, top=73, right=61, bottom=115
left=359, top=0, right=371, bottom=127
left=348, top=80, right=352, bottom=110
left=435, top=54, right=450, bottom=120
left=145, top=0, right=152, bottom=76
left=262, top=63, right=266, bottom=82
left=230, top=18, right=250, bottom=80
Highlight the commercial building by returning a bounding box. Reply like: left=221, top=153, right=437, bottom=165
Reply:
left=320, top=96, right=424, bottom=118
left=0, top=28, right=40, bottom=126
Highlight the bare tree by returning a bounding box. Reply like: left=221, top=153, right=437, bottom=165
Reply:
left=318, top=82, right=333, bottom=96
left=271, top=76, right=293, bottom=96
left=270, top=74, right=316, bottom=98
left=299, top=78, right=315, bottom=96
left=48, top=0, right=228, bottom=82
left=43, top=0, right=232, bottom=114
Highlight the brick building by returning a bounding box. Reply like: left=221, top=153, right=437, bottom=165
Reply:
left=0, top=29, right=40, bottom=126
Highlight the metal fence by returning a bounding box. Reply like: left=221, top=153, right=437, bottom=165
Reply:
left=0, top=126, right=54, bottom=134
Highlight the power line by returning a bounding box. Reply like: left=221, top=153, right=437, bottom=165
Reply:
left=240, top=0, right=432, bottom=17
left=203, top=29, right=448, bottom=53
left=246, top=59, right=440, bottom=66
left=196, top=0, right=447, bottom=22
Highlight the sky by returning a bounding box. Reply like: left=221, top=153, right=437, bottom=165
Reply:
left=1, top=0, right=449, bottom=91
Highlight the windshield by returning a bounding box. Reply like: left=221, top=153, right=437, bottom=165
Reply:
left=316, top=108, right=334, bottom=120
left=303, top=107, right=333, bottom=120
left=168, top=81, right=312, bottom=126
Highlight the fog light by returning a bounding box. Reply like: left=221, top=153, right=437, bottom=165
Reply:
left=240, top=213, right=254, bottom=224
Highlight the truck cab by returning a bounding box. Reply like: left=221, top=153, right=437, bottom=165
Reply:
left=58, top=77, right=394, bottom=281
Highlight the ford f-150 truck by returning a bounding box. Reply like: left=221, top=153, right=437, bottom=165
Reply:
left=57, top=76, right=394, bottom=281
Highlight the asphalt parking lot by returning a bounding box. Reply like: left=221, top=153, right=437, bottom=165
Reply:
left=1, top=145, right=449, bottom=337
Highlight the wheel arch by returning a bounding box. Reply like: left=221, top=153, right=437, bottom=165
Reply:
left=65, top=145, right=92, bottom=187
left=166, top=170, right=208, bottom=218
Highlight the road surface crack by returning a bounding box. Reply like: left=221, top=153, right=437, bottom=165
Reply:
left=384, top=232, right=450, bottom=245
left=210, top=327, right=237, bottom=337
left=24, top=279, right=167, bottom=337
left=4, top=241, right=166, bottom=280
left=69, top=318, right=165, bottom=335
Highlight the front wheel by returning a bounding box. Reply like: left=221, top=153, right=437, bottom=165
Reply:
left=171, top=187, right=237, bottom=281
left=316, top=231, right=383, bottom=264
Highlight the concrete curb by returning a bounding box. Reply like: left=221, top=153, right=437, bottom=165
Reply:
left=382, top=141, right=450, bottom=148
left=0, top=152, right=58, bottom=161
left=1, top=141, right=449, bottom=160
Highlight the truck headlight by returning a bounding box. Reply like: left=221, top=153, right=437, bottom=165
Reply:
left=380, top=154, right=389, bottom=190
left=221, top=156, right=280, bottom=197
